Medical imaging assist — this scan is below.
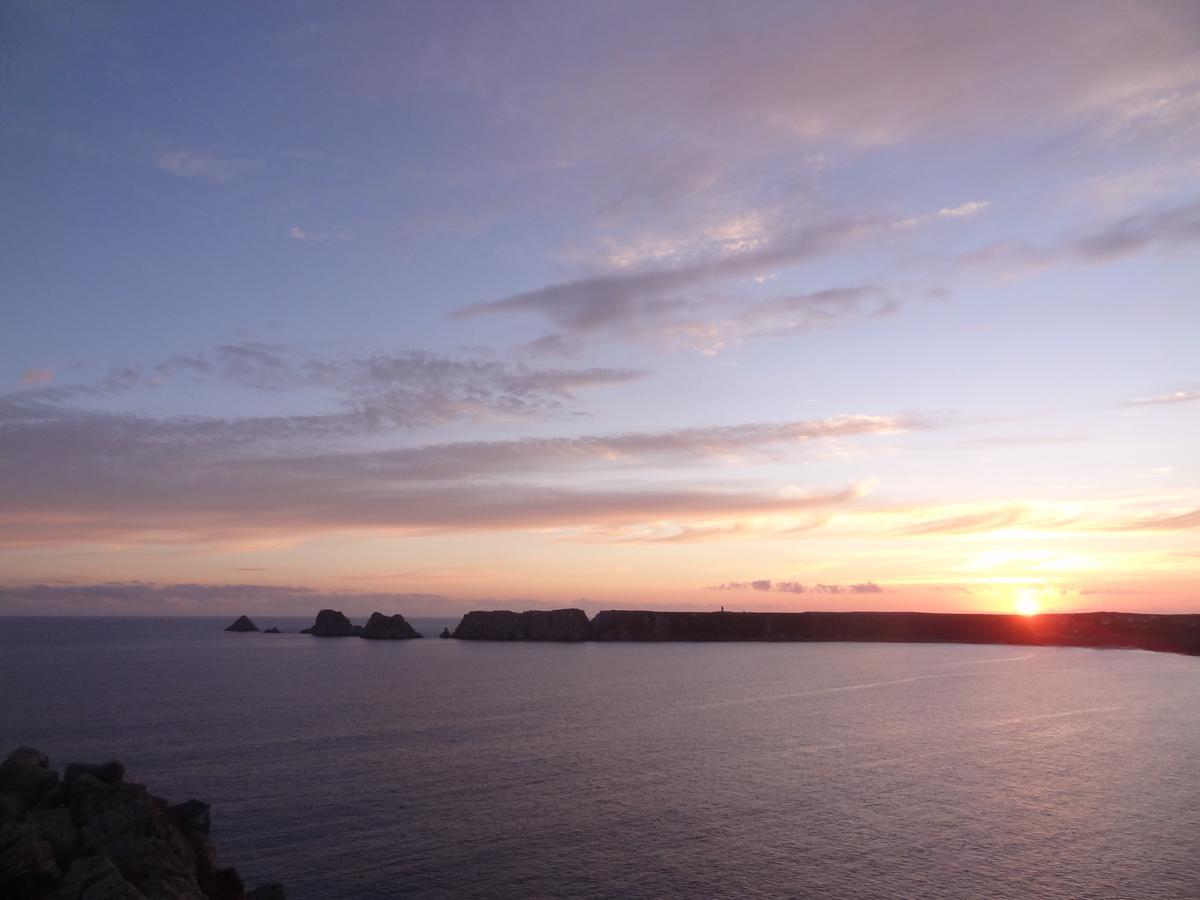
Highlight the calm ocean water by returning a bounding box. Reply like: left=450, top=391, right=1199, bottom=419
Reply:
left=1, top=616, right=1198, bottom=898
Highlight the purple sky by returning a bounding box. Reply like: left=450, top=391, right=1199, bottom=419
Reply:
left=1, top=1, right=1197, bottom=616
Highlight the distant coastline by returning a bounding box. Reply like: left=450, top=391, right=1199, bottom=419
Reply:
left=219, top=608, right=1200, bottom=657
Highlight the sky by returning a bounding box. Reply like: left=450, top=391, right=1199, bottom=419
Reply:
left=1, top=0, right=1197, bottom=617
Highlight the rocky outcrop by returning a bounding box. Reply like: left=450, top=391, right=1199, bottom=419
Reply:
left=451, top=609, right=590, bottom=641
left=299, top=609, right=359, bottom=637
left=262, top=628, right=281, bottom=634
left=0, top=746, right=283, bottom=900
left=439, top=628, right=451, bottom=639
left=223, top=616, right=258, bottom=633
left=360, top=612, right=421, bottom=640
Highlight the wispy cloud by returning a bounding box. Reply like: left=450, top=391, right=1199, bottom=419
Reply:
left=17, top=343, right=649, bottom=432
left=1124, top=389, right=1200, bottom=407
left=963, top=200, right=1200, bottom=271
left=151, top=148, right=263, bottom=183
left=0, top=398, right=912, bottom=547
left=938, top=200, right=990, bottom=218
left=454, top=216, right=878, bottom=336
left=0, top=581, right=452, bottom=617
left=19, top=369, right=53, bottom=385
left=714, top=580, right=884, bottom=594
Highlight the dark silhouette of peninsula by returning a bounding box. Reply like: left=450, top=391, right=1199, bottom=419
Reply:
left=449, top=609, right=1200, bottom=656
left=452, top=608, right=590, bottom=641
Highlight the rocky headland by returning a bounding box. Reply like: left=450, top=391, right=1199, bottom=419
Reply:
left=451, top=608, right=590, bottom=641
left=447, top=609, right=1200, bottom=656
left=0, top=746, right=283, bottom=900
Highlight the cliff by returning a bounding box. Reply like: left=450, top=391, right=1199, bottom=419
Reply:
left=360, top=612, right=421, bottom=640
left=452, top=609, right=590, bottom=641
left=585, top=610, right=1200, bottom=655
left=0, top=746, right=283, bottom=900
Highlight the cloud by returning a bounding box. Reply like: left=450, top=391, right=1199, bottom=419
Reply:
left=151, top=148, right=263, bottom=183
left=938, top=201, right=990, bottom=218
left=289, top=225, right=348, bottom=242
left=0, top=397, right=909, bottom=546
left=17, top=343, right=649, bottom=432
left=715, top=580, right=884, bottom=594
left=20, top=369, right=53, bottom=385
left=1110, top=509, right=1200, bottom=531
left=0, top=581, right=453, bottom=617
left=1124, top=389, right=1200, bottom=407
left=454, top=216, right=878, bottom=336
left=964, top=200, right=1200, bottom=271
left=898, top=506, right=1035, bottom=536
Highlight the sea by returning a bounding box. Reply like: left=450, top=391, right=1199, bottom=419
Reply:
left=2, top=616, right=1199, bottom=899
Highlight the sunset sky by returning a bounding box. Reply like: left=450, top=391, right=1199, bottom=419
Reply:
left=2, top=1, right=1197, bottom=617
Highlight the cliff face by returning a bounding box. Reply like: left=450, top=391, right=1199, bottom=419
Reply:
left=360, top=612, right=421, bottom=640
left=0, top=746, right=284, bottom=900
left=586, top=610, right=1200, bottom=655
left=452, top=609, right=590, bottom=641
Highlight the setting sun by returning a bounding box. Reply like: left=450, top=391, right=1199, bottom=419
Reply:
left=1015, top=588, right=1041, bottom=617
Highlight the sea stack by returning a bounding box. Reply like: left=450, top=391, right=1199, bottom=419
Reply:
left=224, top=615, right=259, bottom=632
left=360, top=611, right=422, bottom=640
left=300, top=608, right=359, bottom=637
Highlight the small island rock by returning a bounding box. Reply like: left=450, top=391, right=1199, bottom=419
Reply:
left=224, top=615, right=258, bottom=633
left=263, top=627, right=281, bottom=634
left=439, top=627, right=451, bottom=639
left=300, top=609, right=357, bottom=637
left=360, top=612, right=421, bottom=640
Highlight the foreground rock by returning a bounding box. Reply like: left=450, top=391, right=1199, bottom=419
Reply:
left=299, top=609, right=360, bottom=637
left=0, top=746, right=284, bottom=900
left=360, top=612, right=421, bottom=640
left=452, top=609, right=590, bottom=641
left=223, top=616, right=258, bottom=633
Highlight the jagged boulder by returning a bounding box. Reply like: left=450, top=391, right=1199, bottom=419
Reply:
left=439, top=627, right=451, bottom=639
left=360, top=612, right=421, bottom=640
left=223, top=616, right=258, bottom=633
left=299, top=609, right=356, bottom=637
left=0, top=747, right=285, bottom=900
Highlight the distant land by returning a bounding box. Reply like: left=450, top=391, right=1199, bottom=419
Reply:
left=445, top=609, right=1200, bottom=656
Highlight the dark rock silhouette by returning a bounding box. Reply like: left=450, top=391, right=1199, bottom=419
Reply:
left=584, top=610, right=1200, bottom=655
left=299, top=609, right=358, bottom=637
left=263, top=627, right=281, bottom=634
left=0, top=746, right=284, bottom=899
left=452, top=609, right=590, bottom=641
left=360, top=612, right=421, bottom=640
left=224, top=615, right=258, bottom=632
left=441, top=609, right=1200, bottom=655
left=439, top=627, right=451, bottom=639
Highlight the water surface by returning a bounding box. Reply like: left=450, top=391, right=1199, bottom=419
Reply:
left=2, top=617, right=1197, bottom=898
